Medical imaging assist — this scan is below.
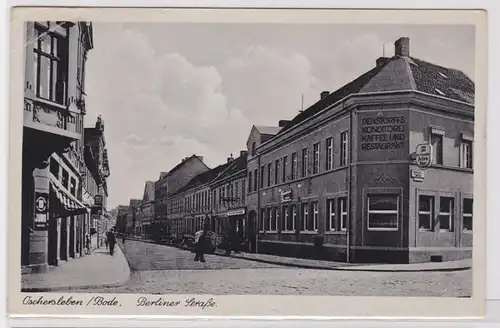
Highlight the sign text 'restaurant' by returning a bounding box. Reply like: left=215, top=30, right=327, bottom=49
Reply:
left=360, top=116, right=406, bottom=151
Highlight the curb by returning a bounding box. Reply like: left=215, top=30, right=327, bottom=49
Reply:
left=21, top=246, right=132, bottom=293
left=128, top=238, right=472, bottom=273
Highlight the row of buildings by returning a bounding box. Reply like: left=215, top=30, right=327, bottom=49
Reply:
left=117, top=37, right=475, bottom=264
left=21, top=21, right=112, bottom=273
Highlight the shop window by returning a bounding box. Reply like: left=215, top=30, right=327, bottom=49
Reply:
left=341, top=131, right=349, bottom=166
left=327, top=199, right=336, bottom=231
left=259, top=208, right=266, bottom=231
left=439, top=197, right=454, bottom=231
left=274, top=207, right=280, bottom=231
left=291, top=152, right=298, bottom=180
left=311, top=201, right=319, bottom=231
left=313, top=143, right=320, bottom=174
left=267, top=163, right=271, bottom=187
left=291, top=205, right=297, bottom=231
left=33, top=23, right=69, bottom=105
left=367, top=194, right=399, bottom=231
left=326, top=137, right=333, bottom=170
left=463, top=198, right=473, bottom=232
left=339, top=197, right=348, bottom=231
left=274, top=159, right=280, bottom=185
left=461, top=140, right=473, bottom=169
left=282, top=156, right=288, bottom=182
left=431, top=131, right=444, bottom=165
left=301, top=148, right=308, bottom=177
left=418, top=195, right=434, bottom=230
left=301, top=203, right=308, bottom=231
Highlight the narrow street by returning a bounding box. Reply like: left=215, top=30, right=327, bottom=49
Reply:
left=79, top=240, right=472, bottom=297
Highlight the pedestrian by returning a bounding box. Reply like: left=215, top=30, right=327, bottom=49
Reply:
left=105, top=231, right=109, bottom=249
left=107, top=229, right=117, bottom=256
left=194, top=230, right=207, bottom=263
left=85, top=234, right=91, bottom=255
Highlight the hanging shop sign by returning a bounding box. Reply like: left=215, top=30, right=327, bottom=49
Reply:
left=34, top=192, right=49, bottom=230
left=94, top=195, right=103, bottom=206
left=414, top=144, right=433, bottom=169
left=281, top=190, right=292, bottom=203
left=227, top=209, right=245, bottom=216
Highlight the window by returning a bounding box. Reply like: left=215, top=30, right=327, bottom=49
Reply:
left=461, top=140, right=473, bottom=169
left=439, top=197, right=454, bottom=231
left=313, top=143, right=320, bottom=174
left=326, top=137, right=333, bottom=170
left=33, top=23, right=68, bottom=105
left=283, top=206, right=289, bottom=231
left=274, top=159, right=280, bottom=184
left=301, top=203, right=308, bottom=231
left=267, top=163, right=271, bottom=187
left=248, top=172, right=252, bottom=193
left=339, top=197, right=348, bottom=231
left=260, top=165, right=265, bottom=189
left=301, top=148, right=308, bottom=177
left=327, top=199, right=336, bottom=231
left=260, top=208, right=266, bottom=231
left=291, top=152, right=298, bottom=180
left=267, top=208, right=273, bottom=231
left=311, top=202, right=319, bottom=231
left=253, top=169, right=258, bottom=191
left=341, top=131, right=349, bottom=166
left=291, top=205, right=297, bottom=232
left=251, top=142, right=256, bottom=156
left=282, top=156, right=288, bottom=182
left=431, top=132, right=444, bottom=165
left=367, top=195, right=399, bottom=230
left=418, top=195, right=434, bottom=230
left=241, top=180, right=246, bottom=203
left=274, top=208, right=279, bottom=231
left=463, top=198, right=473, bottom=232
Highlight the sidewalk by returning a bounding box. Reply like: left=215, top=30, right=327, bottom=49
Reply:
left=21, top=245, right=131, bottom=292
left=213, top=249, right=472, bottom=272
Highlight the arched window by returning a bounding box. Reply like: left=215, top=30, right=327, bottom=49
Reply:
left=251, top=142, right=256, bottom=156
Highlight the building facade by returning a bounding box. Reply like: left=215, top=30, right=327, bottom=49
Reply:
left=246, top=37, right=474, bottom=263
left=127, top=199, right=142, bottom=235
left=152, top=155, right=209, bottom=237
left=22, top=21, right=94, bottom=273
left=115, top=205, right=129, bottom=234
left=210, top=152, right=248, bottom=249
left=138, top=181, right=155, bottom=238
left=84, top=116, right=111, bottom=249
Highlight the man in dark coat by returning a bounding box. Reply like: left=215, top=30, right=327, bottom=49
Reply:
left=107, top=229, right=117, bottom=256
left=194, top=230, right=207, bottom=262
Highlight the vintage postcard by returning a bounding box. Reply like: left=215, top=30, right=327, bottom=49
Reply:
left=8, top=7, right=487, bottom=318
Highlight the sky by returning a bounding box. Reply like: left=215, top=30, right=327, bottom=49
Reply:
left=83, top=23, right=475, bottom=209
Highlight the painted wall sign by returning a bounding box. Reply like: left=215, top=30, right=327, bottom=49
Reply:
left=411, top=169, right=425, bottom=182
left=360, top=116, right=406, bottom=151
left=227, top=209, right=245, bottom=216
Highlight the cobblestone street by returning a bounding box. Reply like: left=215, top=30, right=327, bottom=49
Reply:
left=79, top=240, right=472, bottom=297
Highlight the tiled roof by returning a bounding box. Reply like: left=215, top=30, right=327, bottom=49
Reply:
left=255, top=126, right=282, bottom=135
left=158, top=155, right=206, bottom=182
left=174, top=161, right=234, bottom=196
left=408, top=57, right=474, bottom=104
left=211, top=154, right=247, bottom=185
left=277, top=55, right=474, bottom=136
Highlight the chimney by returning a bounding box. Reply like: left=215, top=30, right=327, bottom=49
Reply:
left=240, top=150, right=248, bottom=157
left=227, top=153, right=234, bottom=163
left=320, top=91, right=330, bottom=99
left=278, top=120, right=290, bottom=128
left=376, top=57, right=390, bottom=66
left=394, top=37, right=410, bottom=57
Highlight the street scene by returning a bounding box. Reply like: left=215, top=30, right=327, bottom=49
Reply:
left=20, top=21, right=475, bottom=297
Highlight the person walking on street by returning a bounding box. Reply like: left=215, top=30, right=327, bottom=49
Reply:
left=194, top=230, right=207, bottom=263
left=85, top=234, right=91, bottom=255
left=107, top=229, right=117, bottom=256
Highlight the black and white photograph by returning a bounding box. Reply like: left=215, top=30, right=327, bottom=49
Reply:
left=8, top=7, right=487, bottom=318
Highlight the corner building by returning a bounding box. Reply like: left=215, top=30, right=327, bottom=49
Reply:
left=246, top=37, right=474, bottom=263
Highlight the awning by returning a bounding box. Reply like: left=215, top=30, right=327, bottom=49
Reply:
left=50, top=179, right=89, bottom=217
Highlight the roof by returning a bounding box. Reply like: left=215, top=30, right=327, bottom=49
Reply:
left=174, top=160, right=234, bottom=196
left=277, top=55, right=474, bottom=136
left=254, top=125, right=282, bottom=135
left=211, top=154, right=247, bottom=185
left=157, top=155, right=207, bottom=182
